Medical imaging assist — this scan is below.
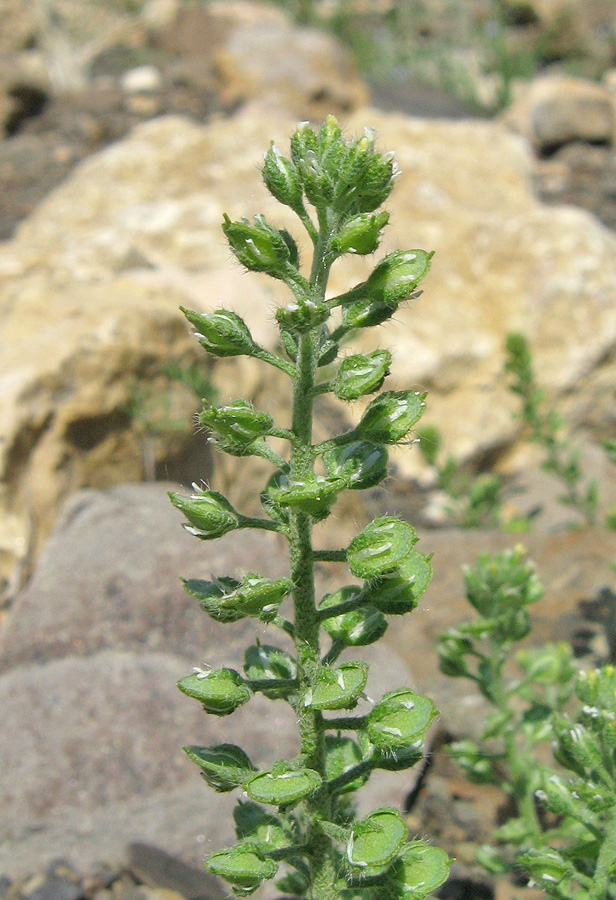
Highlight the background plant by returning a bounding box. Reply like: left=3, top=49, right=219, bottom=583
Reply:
left=170, top=117, right=451, bottom=899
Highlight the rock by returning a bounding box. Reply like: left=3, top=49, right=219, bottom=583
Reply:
left=0, top=483, right=416, bottom=878
left=120, top=67, right=163, bottom=96
left=503, top=75, right=615, bottom=152
left=126, top=843, right=223, bottom=900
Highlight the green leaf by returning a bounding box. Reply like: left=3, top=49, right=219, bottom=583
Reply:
left=334, top=350, right=392, bottom=401
left=323, top=441, right=388, bottom=491
left=325, top=735, right=368, bottom=793
left=386, top=841, right=451, bottom=898
left=199, top=400, right=274, bottom=455
left=177, top=668, right=251, bottom=716
left=347, top=808, right=407, bottom=870
left=366, top=689, right=438, bottom=750
left=243, top=643, right=298, bottom=699
left=304, top=662, right=369, bottom=710
left=169, top=487, right=240, bottom=540
left=183, top=744, right=256, bottom=792
left=244, top=761, right=321, bottom=807
left=357, top=391, right=426, bottom=444
left=205, top=844, right=278, bottom=893
left=320, top=587, right=387, bottom=647
left=347, top=517, right=417, bottom=580
left=181, top=307, right=255, bottom=358
left=365, top=550, right=432, bottom=615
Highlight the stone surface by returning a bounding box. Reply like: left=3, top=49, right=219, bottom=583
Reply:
left=0, top=483, right=417, bottom=880
left=503, top=74, right=616, bottom=151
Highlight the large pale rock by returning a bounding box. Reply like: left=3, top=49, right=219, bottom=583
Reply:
left=503, top=75, right=616, bottom=151
left=0, top=483, right=417, bottom=880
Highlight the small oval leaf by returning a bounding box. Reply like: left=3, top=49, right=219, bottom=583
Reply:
left=347, top=517, right=417, bottom=580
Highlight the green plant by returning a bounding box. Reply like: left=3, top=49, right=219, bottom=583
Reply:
left=170, top=117, right=452, bottom=899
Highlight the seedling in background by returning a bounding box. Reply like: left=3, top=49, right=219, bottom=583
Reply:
left=170, top=117, right=451, bottom=899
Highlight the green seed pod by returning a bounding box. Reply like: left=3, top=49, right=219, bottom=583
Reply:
left=177, top=667, right=251, bottom=716
left=303, top=662, right=368, bottom=710
left=222, top=213, right=293, bottom=278
left=366, top=689, right=438, bottom=751
left=234, top=800, right=298, bottom=853
left=268, top=474, right=344, bottom=519
left=169, top=487, right=240, bottom=539
left=347, top=517, right=418, bottom=580
left=206, top=844, right=278, bottom=893
left=357, top=391, right=426, bottom=444
left=183, top=744, right=256, bottom=792
left=517, top=849, right=570, bottom=888
left=182, top=576, right=245, bottom=623
left=275, top=300, right=330, bottom=334
left=199, top=400, right=274, bottom=455
left=323, top=441, right=388, bottom=491
left=262, top=143, right=303, bottom=210
left=332, top=211, right=390, bottom=256
left=334, top=350, right=392, bottom=401
left=320, top=587, right=387, bottom=647
left=260, top=470, right=291, bottom=526
left=325, top=735, right=368, bottom=793
left=244, top=760, right=321, bottom=807
left=346, top=808, right=407, bottom=872
left=385, top=842, right=451, bottom=899
left=372, top=742, right=424, bottom=772
left=181, top=307, right=255, bottom=358
left=365, top=250, right=433, bottom=306
left=341, top=295, right=399, bottom=330
left=365, top=550, right=432, bottom=615
left=244, top=643, right=298, bottom=699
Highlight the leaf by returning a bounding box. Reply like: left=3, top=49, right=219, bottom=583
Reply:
left=347, top=517, right=417, bottom=579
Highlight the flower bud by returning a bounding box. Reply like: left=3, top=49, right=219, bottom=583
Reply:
left=333, top=349, right=391, bottom=401
left=199, top=400, right=273, bottom=455
left=517, top=849, right=570, bottom=887
left=537, top=774, right=579, bottom=818
left=181, top=307, right=255, bottom=357
left=332, top=211, right=390, bottom=256
left=222, top=213, right=294, bottom=278
left=365, top=250, right=433, bottom=305
left=183, top=743, right=256, bottom=792
left=177, top=667, right=251, bottom=715
left=366, top=689, right=438, bottom=750
left=553, top=721, right=604, bottom=779
left=262, top=143, right=303, bottom=210
left=347, top=517, right=418, bottom=580
left=169, top=486, right=239, bottom=539
left=358, top=390, right=426, bottom=444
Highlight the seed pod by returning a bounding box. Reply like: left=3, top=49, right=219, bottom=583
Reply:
left=341, top=295, right=399, bottom=330
left=334, top=350, right=392, bottom=401
left=275, top=299, right=330, bottom=334
left=244, top=760, right=321, bottom=807
left=262, top=143, right=303, bottom=210
left=323, top=441, right=388, bottom=491
left=182, top=576, right=245, bottom=623
left=516, top=642, right=575, bottom=685
left=372, top=742, right=424, bottom=772
left=325, top=735, right=368, bottom=793
left=385, top=841, right=451, bottom=899
left=169, top=488, right=240, bottom=540
left=244, top=643, right=298, bottom=699
left=346, top=808, right=407, bottom=873
left=365, top=250, right=433, bottom=306
left=222, top=213, right=293, bottom=278
left=186, top=574, right=293, bottom=622
left=303, top=662, right=368, bottom=710
left=367, top=689, right=438, bottom=750
left=268, top=474, right=345, bottom=519
left=206, top=844, right=278, bottom=893
left=357, top=391, right=426, bottom=444
left=320, top=587, right=387, bottom=647
left=347, top=517, right=417, bottom=580
left=436, top=636, right=472, bottom=679
left=181, top=307, right=255, bottom=357
left=177, top=667, right=251, bottom=716
left=183, top=744, right=256, bottom=792
left=447, top=740, right=498, bottom=784
left=332, top=211, right=390, bottom=256
left=199, top=400, right=274, bottom=455
left=234, top=801, right=298, bottom=853
left=365, top=550, right=432, bottom=615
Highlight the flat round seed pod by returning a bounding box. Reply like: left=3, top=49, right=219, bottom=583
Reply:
left=183, top=744, right=255, bottom=792
left=320, top=588, right=387, bottom=647
left=304, top=662, right=368, bottom=710
left=334, top=350, right=391, bottom=401
left=245, top=763, right=321, bottom=807
left=357, top=391, right=426, bottom=444
left=365, top=550, right=432, bottom=615
left=234, top=801, right=297, bottom=852
left=323, top=441, right=388, bottom=491
left=205, top=844, right=278, bottom=892
left=366, top=689, right=438, bottom=750
left=269, top=475, right=344, bottom=518
left=182, top=576, right=245, bottom=623
left=386, top=842, right=451, bottom=899
left=347, top=808, right=407, bottom=870
left=244, top=644, right=297, bottom=699
left=220, top=574, right=293, bottom=619
left=347, top=517, right=417, bottom=580
left=324, top=735, right=368, bottom=794
left=177, top=667, right=251, bottom=716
